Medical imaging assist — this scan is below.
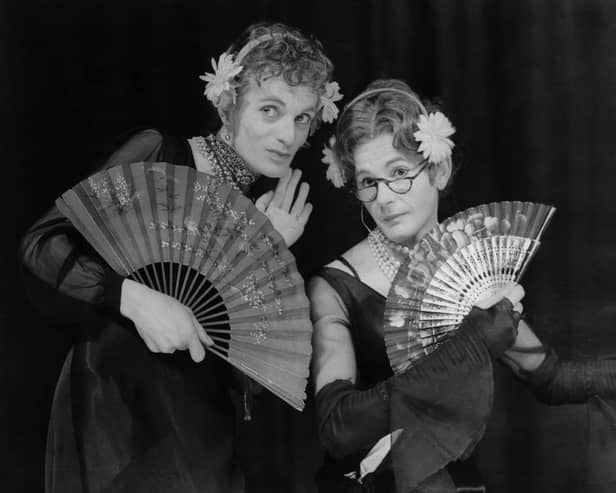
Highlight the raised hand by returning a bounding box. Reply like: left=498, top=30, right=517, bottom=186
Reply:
left=120, top=279, right=214, bottom=362
left=466, top=282, right=525, bottom=357
left=254, top=169, right=312, bottom=247
left=475, top=282, right=524, bottom=313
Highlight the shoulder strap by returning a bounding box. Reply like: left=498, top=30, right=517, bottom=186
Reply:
left=336, top=256, right=361, bottom=281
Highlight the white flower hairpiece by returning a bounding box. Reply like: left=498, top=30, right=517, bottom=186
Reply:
left=199, top=52, right=244, bottom=107
left=320, top=81, right=343, bottom=123
left=413, top=112, right=456, bottom=164
left=321, top=135, right=346, bottom=188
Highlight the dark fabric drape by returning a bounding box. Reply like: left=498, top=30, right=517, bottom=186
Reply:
left=5, top=1, right=616, bottom=492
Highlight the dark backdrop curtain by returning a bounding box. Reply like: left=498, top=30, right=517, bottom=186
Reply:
left=3, top=1, right=616, bottom=492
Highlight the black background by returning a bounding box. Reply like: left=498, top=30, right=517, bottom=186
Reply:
left=3, top=1, right=616, bottom=492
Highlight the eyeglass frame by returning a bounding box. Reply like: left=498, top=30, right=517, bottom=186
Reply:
left=354, top=159, right=431, bottom=203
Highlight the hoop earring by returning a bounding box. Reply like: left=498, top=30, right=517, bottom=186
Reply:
left=360, top=205, right=374, bottom=233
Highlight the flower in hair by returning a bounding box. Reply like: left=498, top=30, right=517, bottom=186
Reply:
left=413, top=112, right=455, bottom=164
left=199, top=53, right=244, bottom=106
left=320, top=81, right=343, bottom=123
left=321, top=136, right=345, bottom=188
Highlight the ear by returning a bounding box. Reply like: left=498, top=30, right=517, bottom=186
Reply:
left=434, top=157, right=452, bottom=191
left=216, top=91, right=236, bottom=129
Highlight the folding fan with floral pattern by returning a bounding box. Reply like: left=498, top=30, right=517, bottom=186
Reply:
left=56, top=162, right=312, bottom=411
left=384, top=201, right=556, bottom=374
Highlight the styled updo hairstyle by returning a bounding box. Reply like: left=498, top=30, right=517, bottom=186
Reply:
left=335, top=78, right=452, bottom=192
left=223, top=22, right=335, bottom=132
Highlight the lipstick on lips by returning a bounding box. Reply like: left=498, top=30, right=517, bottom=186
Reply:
left=268, top=149, right=292, bottom=163
left=383, top=212, right=406, bottom=223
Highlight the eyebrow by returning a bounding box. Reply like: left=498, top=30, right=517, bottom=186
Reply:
left=356, top=156, right=425, bottom=180
left=258, top=97, right=317, bottom=114
left=384, top=157, right=408, bottom=168
left=356, top=157, right=408, bottom=177
left=259, top=96, right=285, bottom=106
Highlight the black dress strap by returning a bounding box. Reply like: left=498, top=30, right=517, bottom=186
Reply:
left=336, top=257, right=361, bottom=281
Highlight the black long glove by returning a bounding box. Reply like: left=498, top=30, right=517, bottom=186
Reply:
left=316, top=298, right=520, bottom=459
left=522, top=348, right=616, bottom=405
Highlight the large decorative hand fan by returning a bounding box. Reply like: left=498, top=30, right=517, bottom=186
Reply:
left=384, top=201, right=556, bottom=374
left=56, top=162, right=312, bottom=411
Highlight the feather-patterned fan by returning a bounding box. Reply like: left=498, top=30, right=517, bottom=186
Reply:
left=384, top=201, right=556, bottom=374
left=56, top=162, right=312, bottom=411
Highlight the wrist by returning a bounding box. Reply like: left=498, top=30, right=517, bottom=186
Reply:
left=462, top=303, right=519, bottom=357
left=120, top=278, right=144, bottom=319
left=521, top=346, right=559, bottom=386
left=102, top=270, right=125, bottom=310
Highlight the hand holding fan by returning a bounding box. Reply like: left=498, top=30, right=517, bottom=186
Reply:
left=56, top=162, right=312, bottom=411
left=384, top=201, right=555, bottom=373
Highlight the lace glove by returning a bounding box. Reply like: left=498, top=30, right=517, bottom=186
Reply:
left=316, top=298, right=521, bottom=459
left=522, top=348, right=616, bottom=404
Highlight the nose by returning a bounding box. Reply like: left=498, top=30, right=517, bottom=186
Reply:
left=275, top=117, right=297, bottom=148
left=375, top=181, right=396, bottom=206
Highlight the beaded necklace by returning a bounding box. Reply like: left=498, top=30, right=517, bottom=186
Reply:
left=192, top=135, right=257, bottom=193
left=367, top=228, right=413, bottom=282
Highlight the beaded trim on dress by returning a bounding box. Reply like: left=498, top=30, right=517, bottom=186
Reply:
left=193, top=135, right=257, bottom=193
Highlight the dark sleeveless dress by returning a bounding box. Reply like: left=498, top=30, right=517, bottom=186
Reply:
left=314, top=264, right=486, bottom=493
left=20, top=129, right=243, bottom=493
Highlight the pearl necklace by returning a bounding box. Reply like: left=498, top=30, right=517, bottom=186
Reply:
left=368, top=228, right=413, bottom=281
left=192, top=135, right=257, bottom=193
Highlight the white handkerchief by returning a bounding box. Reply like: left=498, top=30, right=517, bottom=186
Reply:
left=344, top=428, right=403, bottom=483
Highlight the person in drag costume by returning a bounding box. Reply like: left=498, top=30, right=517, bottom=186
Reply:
left=310, top=78, right=616, bottom=492
left=19, top=21, right=342, bottom=493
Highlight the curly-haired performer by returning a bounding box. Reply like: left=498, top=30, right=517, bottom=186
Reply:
left=20, top=22, right=341, bottom=493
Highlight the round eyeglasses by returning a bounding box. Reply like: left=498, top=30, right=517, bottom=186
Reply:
left=355, top=160, right=430, bottom=203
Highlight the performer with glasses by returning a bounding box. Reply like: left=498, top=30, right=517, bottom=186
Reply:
left=311, top=78, right=616, bottom=492
left=19, top=22, right=340, bottom=493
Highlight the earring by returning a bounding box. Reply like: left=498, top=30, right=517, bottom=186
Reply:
left=221, top=126, right=232, bottom=142
left=360, top=205, right=374, bottom=233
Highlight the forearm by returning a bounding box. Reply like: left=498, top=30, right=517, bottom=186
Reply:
left=20, top=130, right=171, bottom=318
left=316, top=379, right=390, bottom=458
left=315, top=324, right=490, bottom=459
left=20, top=206, right=124, bottom=310
left=523, top=348, right=616, bottom=404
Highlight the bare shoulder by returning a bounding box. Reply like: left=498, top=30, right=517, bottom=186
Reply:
left=325, top=238, right=370, bottom=275
left=344, top=239, right=372, bottom=269
left=325, top=237, right=389, bottom=296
